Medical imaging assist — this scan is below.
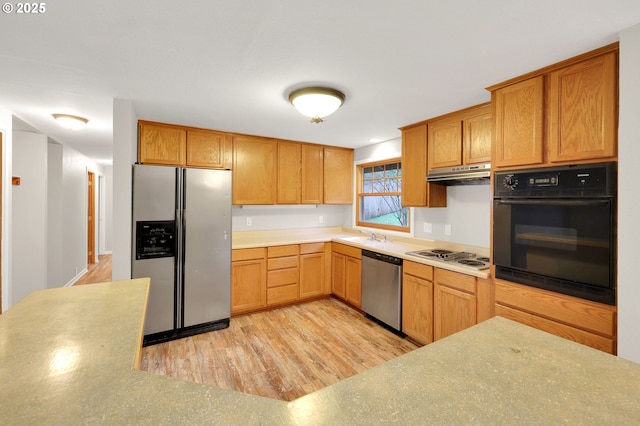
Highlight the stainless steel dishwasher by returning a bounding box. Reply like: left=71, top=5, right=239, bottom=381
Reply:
left=361, top=249, right=403, bottom=333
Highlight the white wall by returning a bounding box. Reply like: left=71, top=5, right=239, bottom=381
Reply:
left=232, top=205, right=350, bottom=231
left=617, top=23, right=640, bottom=363
left=11, top=131, right=48, bottom=304
left=0, top=107, right=13, bottom=312
left=101, top=165, right=114, bottom=254
left=112, top=99, right=137, bottom=280
left=413, top=185, right=490, bottom=248
left=47, top=141, right=64, bottom=289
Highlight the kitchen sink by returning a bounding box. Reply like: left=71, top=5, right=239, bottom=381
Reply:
left=337, top=236, right=414, bottom=253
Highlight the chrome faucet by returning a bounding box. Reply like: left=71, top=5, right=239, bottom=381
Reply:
left=370, top=232, right=377, bottom=241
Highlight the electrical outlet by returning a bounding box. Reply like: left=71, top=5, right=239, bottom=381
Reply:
left=319, top=215, right=324, bottom=224
left=246, top=217, right=252, bottom=226
left=444, top=224, right=451, bottom=235
left=424, top=222, right=432, bottom=233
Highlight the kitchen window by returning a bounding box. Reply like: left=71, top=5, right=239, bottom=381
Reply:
left=356, top=159, right=409, bottom=232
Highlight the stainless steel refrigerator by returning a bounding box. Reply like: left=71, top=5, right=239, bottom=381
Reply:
left=132, top=164, right=231, bottom=345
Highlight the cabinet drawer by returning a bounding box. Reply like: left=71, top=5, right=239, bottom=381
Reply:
left=268, top=245, right=299, bottom=258
left=435, top=268, right=476, bottom=293
left=494, top=279, right=616, bottom=337
left=332, top=242, right=362, bottom=259
left=267, top=255, right=299, bottom=270
left=267, top=268, right=299, bottom=288
left=232, top=247, right=265, bottom=262
left=496, top=304, right=615, bottom=354
left=268, top=284, right=299, bottom=305
left=404, top=260, right=434, bottom=281
left=300, top=242, right=325, bottom=255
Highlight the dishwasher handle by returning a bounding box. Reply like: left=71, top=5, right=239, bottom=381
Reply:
left=362, top=249, right=403, bottom=266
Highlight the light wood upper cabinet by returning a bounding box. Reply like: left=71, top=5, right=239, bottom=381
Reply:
left=547, top=52, right=617, bottom=163
left=232, top=135, right=278, bottom=205
left=428, top=119, right=463, bottom=170
left=186, top=129, right=232, bottom=169
left=490, top=43, right=618, bottom=169
left=427, top=103, right=492, bottom=171
left=400, top=124, right=447, bottom=207
left=139, top=121, right=187, bottom=166
left=492, top=76, right=545, bottom=168
left=277, top=141, right=302, bottom=204
left=463, top=107, right=492, bottom=164
left=139, top=121, right=232, bottom=169
left=323, top=147, right=353, bottom=204
left=301, top=144, right=324, bottom=204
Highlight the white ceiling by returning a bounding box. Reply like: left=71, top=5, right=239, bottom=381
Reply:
left=2, top=1, right=640, bottom=163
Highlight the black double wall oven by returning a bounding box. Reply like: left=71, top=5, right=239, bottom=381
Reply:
left=493, top=162, right=617, bottom=305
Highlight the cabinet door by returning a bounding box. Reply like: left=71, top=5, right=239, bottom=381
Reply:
left=547, top=52, right=617, bottom=163
left=186, top=129, right=232, bottom=169
left=331, top=252, right=346, bottom=299
left=231, top=258, right=267, bottom=314
left=232, top=135, right=277, bottom=205
left=463, top=108, right=492, bottom=164
left=139, top=122, right=186, bottom=166
left=300, top=252, right=325, bottom=299
left=434, top=284, right=477, bottom=341
left=493, top=76, right=544, bottom=168
left=428, top=119, right=462, bottom=170
left=345, top=257, right=362, bottom=308
left=402, top=273, right=434, bottom=345
left=301, top=144, right=324, bottom=204
left=401, top=125, right=447, bottom=208
left=277, top=141, right=302, bottom=204
left=323, top=147, right=353, bottom=204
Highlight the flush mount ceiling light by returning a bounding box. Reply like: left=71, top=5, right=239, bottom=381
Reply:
left=52, top=113, right=89, bottom=130
left=288, top=87, right=345, bottom=123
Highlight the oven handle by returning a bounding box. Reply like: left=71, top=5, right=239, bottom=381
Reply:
left=494, top=199, right=610, bottom=207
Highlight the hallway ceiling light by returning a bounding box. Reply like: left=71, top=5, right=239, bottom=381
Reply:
left=52, top=113, right=89, bottom=130
left=289, top=87, right=345, bottom=123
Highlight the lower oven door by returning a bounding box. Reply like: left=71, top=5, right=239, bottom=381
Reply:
left=493, top=198, right=615, bottom=304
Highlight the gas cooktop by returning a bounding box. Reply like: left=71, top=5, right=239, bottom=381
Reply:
left=405, top=249, right=490, bottom=270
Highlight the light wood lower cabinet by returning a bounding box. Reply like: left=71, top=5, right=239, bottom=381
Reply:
left=267, top=245, right=299, bottom=306
left=434, top=268, right=478, bottom=341
left=494, top=279, right=616, bottom=354
left=299, top=243, right=329, bottom=299
left=402, top=261, right=434, bottom=345
left=331, top=243, right=362, bottom=308
left=231, top=248, right=267, bottom=315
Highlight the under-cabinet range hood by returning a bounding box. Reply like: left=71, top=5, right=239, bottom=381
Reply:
left=426, top=163, right=491, bottom=186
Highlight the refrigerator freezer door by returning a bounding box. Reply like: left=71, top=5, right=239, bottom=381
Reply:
left=132, top=164, right=177, bottom=335
left=182, top=168, right=232, bottom=327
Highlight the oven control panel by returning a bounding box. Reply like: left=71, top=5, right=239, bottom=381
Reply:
left=494, top=162, right=616, bottom=197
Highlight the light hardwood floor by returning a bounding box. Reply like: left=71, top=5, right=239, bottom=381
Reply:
left=140, top=298, right=418, bottom=401
left=73, top=254, right=112, bottom=285
left=76, top=256, right=419, bottom=401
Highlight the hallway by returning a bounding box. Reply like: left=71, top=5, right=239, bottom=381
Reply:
left=74, top=254, right=112, bottom=285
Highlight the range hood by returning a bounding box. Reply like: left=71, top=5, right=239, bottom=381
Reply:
left=426, top=163, right=491, bottom=186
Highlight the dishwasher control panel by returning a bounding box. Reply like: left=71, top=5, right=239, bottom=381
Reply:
left=361, top=249, right=403, bottom=266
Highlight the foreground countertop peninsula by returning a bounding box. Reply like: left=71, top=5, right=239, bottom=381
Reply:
left=2, top=280, right=639, bottom=424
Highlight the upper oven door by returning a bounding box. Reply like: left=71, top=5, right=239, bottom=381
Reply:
left=493, top=198, right=614, bottom=289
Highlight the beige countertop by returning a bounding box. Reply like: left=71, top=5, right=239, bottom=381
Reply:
left=2, top=280, right=640, bottom=424
left=233, top=226, right=491, bottom=279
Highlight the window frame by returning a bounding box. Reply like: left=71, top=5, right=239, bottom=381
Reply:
left=356, top=157, right=410, bottom=233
